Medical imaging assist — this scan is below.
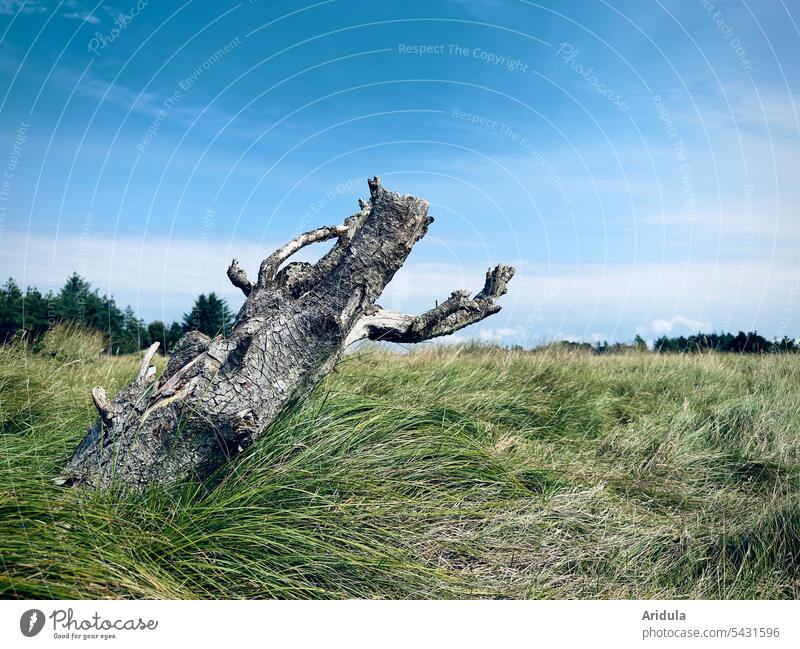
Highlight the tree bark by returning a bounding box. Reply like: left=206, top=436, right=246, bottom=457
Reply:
left=58, top=178, right=515, bottom=491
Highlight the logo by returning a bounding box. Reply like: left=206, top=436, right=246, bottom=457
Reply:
left=20, top=609, right=45, bottom=637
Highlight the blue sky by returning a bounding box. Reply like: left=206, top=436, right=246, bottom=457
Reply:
left=1, top=0, right=798, bottom=346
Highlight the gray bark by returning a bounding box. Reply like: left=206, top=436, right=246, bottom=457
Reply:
left=58, top=178, right=515, bottom=491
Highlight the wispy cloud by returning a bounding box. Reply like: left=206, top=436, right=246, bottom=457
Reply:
left=688, top=80, right=800, bottom=140
left=63, top=11, right=100, bottom=25
left=49, top=65, right=265, bottom=144
left=0, top=0, right=46, bottom=15
left=0, top=0, right=47, bottom=15
left=646, top=315, right=713, bottom=336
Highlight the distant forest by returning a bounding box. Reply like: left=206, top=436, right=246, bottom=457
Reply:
left=0, top=273, right=234, bottom=354
left=0, top=273, right=798, bottom=354
left=554, top=332, right=798, bottom=355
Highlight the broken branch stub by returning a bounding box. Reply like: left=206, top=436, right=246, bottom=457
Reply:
left=59, top=177, right=515, bottom=491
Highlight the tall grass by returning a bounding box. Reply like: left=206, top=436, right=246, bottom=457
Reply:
left=1, top=328, right=799, bottom=599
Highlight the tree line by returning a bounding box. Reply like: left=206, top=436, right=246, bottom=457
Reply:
left=546, top=332, right=797, bottom=354
left=0, top=273, right=234, bottom=354
left=652, top=331, right=797, bottom=354
left=2, top=273, right=798, bottom=355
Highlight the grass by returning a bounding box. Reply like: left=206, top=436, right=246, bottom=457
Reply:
left=1, top=327, right=800, bottom=599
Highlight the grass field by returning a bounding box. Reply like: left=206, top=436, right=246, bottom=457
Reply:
left=1, top=327, right=799, bottom=599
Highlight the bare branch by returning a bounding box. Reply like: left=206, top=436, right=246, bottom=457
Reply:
left=367, top=175, right=382, bottom=198
left=476, top=264, right=515, bottom=301
left=227, top=258, right=252, bottom=296
left=91, top=386, right=116, bottom=425
left=136, top=342, right=160, bottom=384
left=346, top=264, right=515, bottom=345
left=257, top=223, right=348, bottom=287
left=276, top=196, right=375, bottom=298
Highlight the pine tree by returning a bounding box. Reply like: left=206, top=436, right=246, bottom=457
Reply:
left=166, top=321, right=184, bottom=351
left=182, top=292, right=234, bottom=337
left=23, top=286, right=52, bottom=340
left=0, top=278, right=24, bottom=341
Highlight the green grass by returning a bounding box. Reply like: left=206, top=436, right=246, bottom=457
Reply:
left=2, top=327, right=800, bottom=599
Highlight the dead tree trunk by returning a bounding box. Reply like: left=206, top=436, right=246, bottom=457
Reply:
left=58, top=178, right=514, bottom=491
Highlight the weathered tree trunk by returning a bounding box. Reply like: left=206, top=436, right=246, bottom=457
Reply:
left=58, top=178, right=514, bottom=491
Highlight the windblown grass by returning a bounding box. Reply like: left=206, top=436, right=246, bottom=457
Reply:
left=1, top=330, right=799, bottom=599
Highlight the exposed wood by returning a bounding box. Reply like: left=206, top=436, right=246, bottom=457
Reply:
left=59, top=178, right=515, bottom=491
left=135, top=342, right=160, bottom=383
left=257, top=223, right=348, bottom=286
left=345, top=265, right=515, bottom=345
left=90, top=386, right=115, bottom=425
left=226, top=258, right=252, bottom=296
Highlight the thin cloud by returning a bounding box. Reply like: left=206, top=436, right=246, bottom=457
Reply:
left=648, top=315, right=713, bottom=336
left=0, top=0, right=47, bottom=15
left=63, top=11, right=101, bottom=25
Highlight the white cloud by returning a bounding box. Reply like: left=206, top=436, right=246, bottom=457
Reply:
left=0, top=230, right=280, bottom=322
left=690, top=81, right=800, bottom=140
left=548, top=331, right=609, bottom=344
left=649, top=315, right=712, bottom=336
left=63, top=11, right=100, bottom=25
left=478, top=327, right=525, bottom=343
left=0, top=0, right=46, bottom=15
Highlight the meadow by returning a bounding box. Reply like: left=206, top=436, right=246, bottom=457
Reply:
left=1, top=327, right=799, bottom=599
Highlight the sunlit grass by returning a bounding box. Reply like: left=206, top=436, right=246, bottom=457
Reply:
left=2, top=329, right=799, bottom=599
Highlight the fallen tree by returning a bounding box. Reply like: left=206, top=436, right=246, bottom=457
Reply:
left=58, top=177, right=515, bottom=491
